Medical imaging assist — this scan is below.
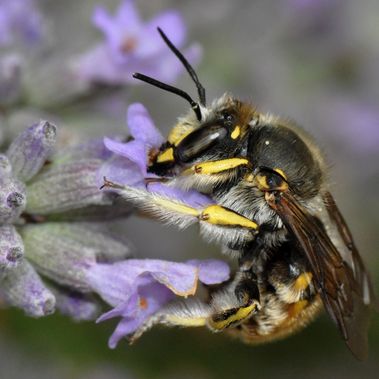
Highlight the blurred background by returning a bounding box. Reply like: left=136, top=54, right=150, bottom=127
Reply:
left=0, top=0, right=378, bottom=378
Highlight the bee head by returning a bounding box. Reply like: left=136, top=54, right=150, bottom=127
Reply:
left=171, top=96, right=258, bottom=163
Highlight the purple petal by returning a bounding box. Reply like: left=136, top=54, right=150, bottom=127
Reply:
left=108, top=314, right=145, bottom=348
left=97, top=292, right=139, bottom=323
left=154, top=43, right=202, bottom=84
left=0, top=0, right=46, bottom=47
left=72, top=44, right=128, bottom=85
left=187, top=259, right=230, bottom=285
left=85, top=262, right=136, bottom=306
left=92, top=1, right=142, bottom=65
left=134, top=11, right=186, bottom=59
left=128, top=43, right=203, bottom=84
left=74, top=1, right=202, bottom=87
left=115, top=0, right=141, bottom=33
left=0, top=7, right=11, bottom=46
left=86, top=259, right=200, bottom=307
left=98, top=155, right=144, bottom=189
left=104, top=137, right=147, bottom=175
left=126, top=260, right=199, bottom=296
left=92, top=6, right=118, bottom=42
left=126, top=103, right=164, bottom=147
left=137, top=279, right=174, bottom=312
left=104, top=281, right=174, bottom=348
left=75, top=42, right=201, bottom=85
left=149, top=269, right=198, bottom=296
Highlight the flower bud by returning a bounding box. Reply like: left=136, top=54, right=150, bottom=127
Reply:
left=20, top=223, right=98, bottom=292
left=0, top=175, right=26, bottom=223
left=6, top=121, right=57, bottom=182
left=0, top=259, right=56, bottom=317
left=26, top=159, right=109, bottom=215
left=0, top=225, right=24, bottom=268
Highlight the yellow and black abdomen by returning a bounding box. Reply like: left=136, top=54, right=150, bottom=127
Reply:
left=229, top=243, right=323, bottom=344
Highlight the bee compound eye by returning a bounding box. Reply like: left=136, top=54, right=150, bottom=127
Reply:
left=256, top=169, right=288, bottom=191
left=266, top=173, right=283, bottom=188
left=220, top=111, right=235, bottom=127
left=175, top=124, right=228, bottom=163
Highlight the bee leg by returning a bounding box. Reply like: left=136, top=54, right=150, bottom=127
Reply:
left=170, top=158, right=250, bottom=193
left=208, top=271, right=261, bottom=331
left=104, top=180, right=259, bottom=235
left=129, top=274, right=261, bottom=343
left=200, top=204, right=258, bottom=230
left=129, top=298, right=212, bottom=344
left=234, top=271, right=260, bottom=306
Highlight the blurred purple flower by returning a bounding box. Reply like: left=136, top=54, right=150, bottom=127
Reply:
left=0, top=54, right=22, bottom=106
left=100, top=102, right=213, bottom=208
left=73, top=0, right=202, bottom=85
left=324, top=98, right=379, bottom=153
left=0, top=0, right=46, bottom=47
left=86, top=258, right=230, bottom=348
left=286, top=0, right=333, bottom=11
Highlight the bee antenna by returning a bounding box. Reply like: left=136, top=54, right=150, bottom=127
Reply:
left=157, top=27, right=206, bottom=106
left=132, top=72, right=202, bottom=121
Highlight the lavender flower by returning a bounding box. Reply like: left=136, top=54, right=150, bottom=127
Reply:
left=100, top=102, right=213, bottom=208
left=0, top=0, right=46, bottom=47
left=73, top=0, right=202, bottom=85
left=323, top=98, right=379, bottom=153
left=87, top=259, right=230, bottom=348
left=0, top=120, right=131, bottom=318
left=0, top=54, right=22, bottom=106
left=0, top=119, right=231, bottom=347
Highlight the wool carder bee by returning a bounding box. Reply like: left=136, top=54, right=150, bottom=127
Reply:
left=114, top=29, right=377, bottom=360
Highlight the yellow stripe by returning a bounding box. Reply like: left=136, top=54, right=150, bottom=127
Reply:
left=168, top=127, right=194, bottom=145
left=186, top=158, right=249, bottom=175
left=288, top=300, right=308, bottom=318
left=231, top=125, right=241, bottom=139
left=156, top=148, right=174, bottom=163
left=294, top=272, right=313, bottom=292
left=210, top=304, right=256, bottom=330
left=273, top=168, right=287, bottom=181
left=256, top=174, right=270, bottom=190
left=201, top=205, right=258, bottom=230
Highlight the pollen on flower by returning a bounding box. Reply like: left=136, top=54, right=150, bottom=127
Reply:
left=139, top=297, right=148, bottom=310
left=147, top=147, right=160, bottom=166
left=120, top=36, right=137, bottom=53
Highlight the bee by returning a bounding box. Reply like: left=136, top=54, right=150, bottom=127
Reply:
left=119, top=28, right=377, bottom=360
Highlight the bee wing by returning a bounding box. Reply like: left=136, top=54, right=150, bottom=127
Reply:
left=323, top=192, right=378, bottom=309
left=268, top=191, right=375, bottom=360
